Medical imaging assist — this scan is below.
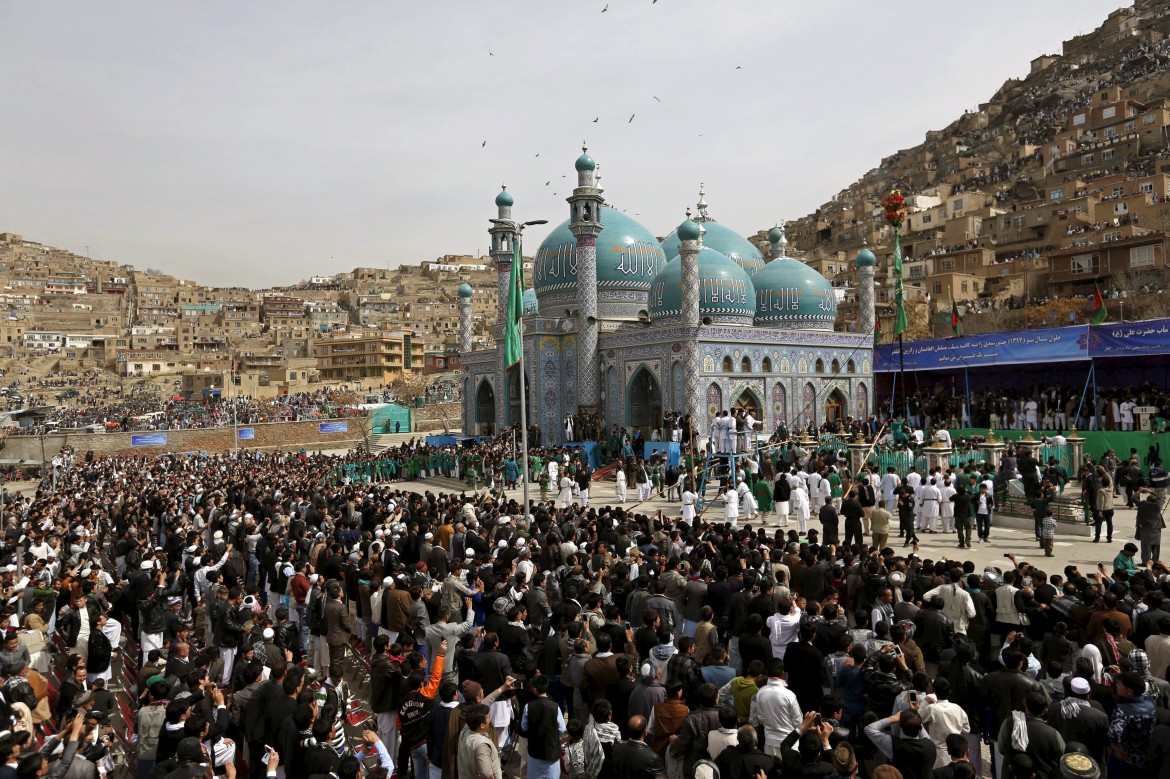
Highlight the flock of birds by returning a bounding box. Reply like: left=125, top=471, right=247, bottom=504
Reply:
left=479, top=2, right=743, bottom=201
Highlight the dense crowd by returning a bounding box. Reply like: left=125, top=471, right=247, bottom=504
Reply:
left=3, top=420, right=1170, bottom=779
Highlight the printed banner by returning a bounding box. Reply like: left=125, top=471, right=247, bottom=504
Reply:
left=875, top=317, right=1170, bottom=372
left=130, top=433, right=167, bottom=447
left=319, top=421, right=349, bottom=434
left=237, top=428, right=255, bottom=440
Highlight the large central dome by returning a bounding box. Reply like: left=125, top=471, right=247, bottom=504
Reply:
left=650, top=247, right=756, bottom=324
left=532, top=207, right=667, bottom=303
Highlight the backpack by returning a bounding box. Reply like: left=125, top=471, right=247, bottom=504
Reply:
left=136, top=703, right=168, bottom=760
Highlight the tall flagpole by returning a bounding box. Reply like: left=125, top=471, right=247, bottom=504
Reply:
left=518, top=285, right=531, bottom=515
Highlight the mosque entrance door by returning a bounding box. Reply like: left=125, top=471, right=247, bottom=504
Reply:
left=475, top=380, right=496, bottom=435
left=825, top=389, right=847, bottom=425
left=627, top=368, right=662, bottom=433
left=733, top=390, right=761, bottom=420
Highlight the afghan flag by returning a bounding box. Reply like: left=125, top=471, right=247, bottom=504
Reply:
left=893, top=229, right=908, bottom=336
left=503, top=239, right=525, bottom=368
left=1090, top=284, right=1107, bottom=326
left=873, top=315, right=881, bottom=345
left=950, top=299, right=963, bottom=337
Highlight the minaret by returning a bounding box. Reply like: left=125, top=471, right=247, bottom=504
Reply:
left=489, top=185, right=517, bottom=333
left=767, top=224, right=785, bottom=262
left=678, top=212, right=704, bottom=434
left=568, top=145, right=605, bottom=412
left=457, top=283, right=474, bottom=353
left=856, top=243, right=877, bottom=338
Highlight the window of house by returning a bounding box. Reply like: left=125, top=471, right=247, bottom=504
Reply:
left=1125, top=121, right=1136, bottom=133
left=1071, top=254, right=1099, bottom=275
left=931, top=281, right=943, bottom=294
left=1131, top=245, right=1156, bottom=268
left=1115, top=202, right=1129, bottom=214
left=1103, top=149, right=1116, bottom=161
left=1049, top=189, right=1064, bottom=202
left=1082, top=153, right=1094, bottom=165
left=1139, top=181, right=1154, bottom=193
left=1144, top=113, right=1156, bottom=126
left=961, top=280, right=969, bottom=293
left=953, top=198, right=964, bottom=211
left=1014, top=216, right=1026, bottom=227
left=922, top=214, right=932, bottom=224
left=1113, top=186, right=1125, bottom=197
left=942, top=258, right=955, bottom=271
left=1002, top=217, right=1012, bottom=229
left=1104, top=230, right=1122, bottom=242
left=1073, top=114, right=1086, bottom=126
left=1105, top=127, right=1118, bottom=139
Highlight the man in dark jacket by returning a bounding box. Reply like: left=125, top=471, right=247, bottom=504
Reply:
left=996, top=691, right=1064, bottom=779
left=214, top=587, right=247, bottom=686
left=669, top=682, right=721, bottom=774
left=612, top=716, right=664, bottom=779
left=369, top=635, right=402, bottom=748
left=983, top=649, right=1049, bottom=769
left=913, top=595, right=955, bottom=665
left=1045, top=676, right=1108, bottom=769
left=715, top=726, right=777, bottom=779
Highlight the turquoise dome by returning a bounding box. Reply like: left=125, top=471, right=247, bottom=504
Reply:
left=768, top=226, right=783, bottom=244
left=494, top=187, right=513, bottom=208
left=650, top=247, right=755, bottom=322
left=457, top=283, right=473, bottom=298
left=532, top=207, right=667, bottom=300
left=575, top=152, right=596, bottom=172
left=856, top=246, right=877, bottom=267
left=752, top=257, right=837, bottom=330
left=522, top=288, right=539, bottom=316
left=661, top=221, right=764, bottom=275
left=677, top=219, right=701, bottom=242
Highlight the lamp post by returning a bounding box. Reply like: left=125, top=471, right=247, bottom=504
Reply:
left=491, top=217, right=548, bottom=515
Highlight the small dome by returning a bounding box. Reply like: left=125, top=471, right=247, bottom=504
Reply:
left=650, top=247, right=755, bottom=323
left=677, top=219, right=701, bottom=242
left=661, top=220, right=764, bottom=276
left=856, top=246, right=877, bottom=267
left=575, top=149, right=596, bottom=172
left=768, top=226, right=783, bottom=244
left=522, top=288, right=539, bottom=316
left=494, top=187, right=513, bottom=208
left=457, top=283, right=474, bottom=299
left=752, top=257, right=837, bottom=330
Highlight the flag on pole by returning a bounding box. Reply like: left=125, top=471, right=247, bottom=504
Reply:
left=893, top=228, right=908, bottom=335
left=873, top=315, right=881, bottom=345
left=1090, top=284, right=1107, bottom=325
left=504, top=239, right=525, bottom=368
left=950, top=298, right=963, bottom=337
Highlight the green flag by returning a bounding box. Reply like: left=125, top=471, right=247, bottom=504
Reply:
left=893, top=228, right=908, bottom=336
left=504, top=239, right=524, bottom=369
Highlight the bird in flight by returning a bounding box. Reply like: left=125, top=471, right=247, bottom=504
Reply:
left=545, top=181, right=550, bottom=186
left=735, top=66, right=742, bottom=70
left=601, top=3, right=608, bottom=11
left=535, top=153, right=540, bottom=157
left=489, top=50, right=494, bottom=56
left=481, top=141, right=486, bottom=147
left=653, top=96, right=661, bottom=102
left=629, top=113, right=635, bottom=123
left=592, top=117, right=599, bottom=123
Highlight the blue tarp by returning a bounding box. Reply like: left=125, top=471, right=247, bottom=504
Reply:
left=426, top=435, right=458, bottom=447
left=644, top=441, right=681, bottom=468
left=875, top=317, right=1170, bottom=372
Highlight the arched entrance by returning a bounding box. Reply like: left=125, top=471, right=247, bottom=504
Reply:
left=733, top=389, right=761, bottom=419
left=825, top=388, right=848, bottom=425
left=506, top=370, right=530, bottom=428
left=627, top=367, right=663, bottom=432
left=475, top=380, right=495, bottom=435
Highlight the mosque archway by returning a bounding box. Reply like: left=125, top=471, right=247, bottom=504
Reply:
left=796, top=382, right=816, bottom=430
left=734, top=389, right=761, bottom=421
left=627, top=367, right=662, bottom=433
left=825, top=388, right=848, bottom=425
left=506, top=370, right=530, bottom=428
left=706, top=383, right=722, bottom=433
left=475, top=380, right=496, bottom=435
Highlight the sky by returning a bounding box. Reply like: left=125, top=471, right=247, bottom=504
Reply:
left=0, top=1, right=1121, bottom=288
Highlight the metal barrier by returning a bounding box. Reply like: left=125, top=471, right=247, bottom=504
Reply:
left=866, top=449, right=927, bottom=479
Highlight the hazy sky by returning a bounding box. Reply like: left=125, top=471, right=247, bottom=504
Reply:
left=1, top=1, right=1119, bottom=288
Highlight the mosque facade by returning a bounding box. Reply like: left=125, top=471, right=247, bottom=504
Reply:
left=458, top=148, right=877, bottom=446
